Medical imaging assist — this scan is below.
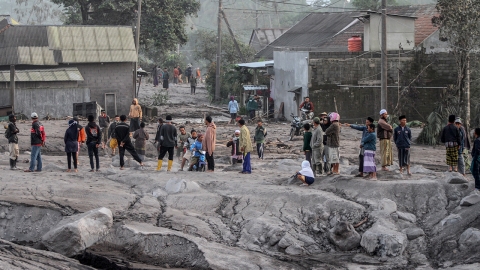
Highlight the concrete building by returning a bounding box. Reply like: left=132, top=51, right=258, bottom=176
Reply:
left=0, top=18, right=137, bottom=118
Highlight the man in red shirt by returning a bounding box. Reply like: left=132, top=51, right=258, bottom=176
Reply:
left=299, top=97, right=314, bottom=119
left=25, top=112, right=46, bottom=172
left=173, top=67, right=179, bottom=85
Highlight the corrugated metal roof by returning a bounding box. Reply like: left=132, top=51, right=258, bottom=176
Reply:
left=0, top=25, right=136, bottom=65
left=243, top=85, right=268, bottom=91
left=249, top=28, right=288, bottom=52
left=0, top=67, right=84, bottom=82
left=255, top=12, right=362, bottom=59
left=238, top=60, right=274, bottom=68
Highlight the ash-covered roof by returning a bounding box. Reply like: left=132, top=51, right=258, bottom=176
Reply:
left=249, top=28, right=288, bottom=52
left=0, top=67, right=84, bottom=82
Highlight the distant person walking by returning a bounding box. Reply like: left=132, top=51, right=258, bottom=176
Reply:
left=345, top=117, right=374, bottom=177
left=115, top=115, right=144, bottom=170
left=152, top=65, right=159, bottom=87
left=173, top=67, right=179, bottom=85
left=98, top=110, right=110, bottom=151
left=177, top=65, right=183, bottom=84
left=203, top=116, right=217, bottom=172
left=441, top=115, right=461, bottom=172
left=254, top=120, right=267, bottom=160
left=64, top=119, right=78, bottom=173
left=133, top=122, right=149, bottom=162
left=185, top=64, right=192, bottom=84
left=362, top=124, right=377, bottom=180
left=377, top=109, right=393, bottom=171
left=303, top=123, right=312, bottom=165
left=163, top=68, right=170, bottom=90
left=394, top=115, right=412, bottom=175
left=325, top=112, right=341, bottom=175
left=310, top=117, right=324, bottom=176
left=154, top=118, right=164, bottom=156
left=246, top=96, right=258, bottom=120
left=190, top=75, right=197, bottom=95
left=25, top=112, right=46, bottom=172
left=76, top=117, right=86, bottom=165
left=239, top=119, right=253, bottom=174
left=129, top=98, right=142, bottom=134
left=108, top=115, right=120, bottom=156
left=228, top=96, right=239, bottom=125
left=196, top=68, right=202, bottom=83
left=470, top=128, right=480, bottom=193
left=86, top=115, right=102, bottom=172
left=156, top=115, right=178, bottom=172
left=6, top=114, right=19, bottom=170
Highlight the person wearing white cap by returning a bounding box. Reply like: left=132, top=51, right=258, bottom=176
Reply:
left=25, top=112, right=46, bottom=172
left=377, top=109, right=393, bottom=171
left=226, top=130, right=243, bottom=165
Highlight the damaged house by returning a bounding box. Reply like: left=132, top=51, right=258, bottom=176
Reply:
left=0, top=16, right=137, bottom=118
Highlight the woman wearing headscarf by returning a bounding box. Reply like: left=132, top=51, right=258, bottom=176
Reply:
left=129, top=98, right=142, bottom=134
left=295, top=160, right=315, bottom=186
left=133, top=122, right=149, bottom=161
left=226, top=130, right=243, bottom=165
left=64, top=119, right=79, bottom=172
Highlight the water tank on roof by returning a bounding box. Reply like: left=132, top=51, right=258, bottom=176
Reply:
left=348, top=36, right=362, bottom=52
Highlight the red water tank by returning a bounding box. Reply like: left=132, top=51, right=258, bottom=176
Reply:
left=348, top=36, right=362, bottom=52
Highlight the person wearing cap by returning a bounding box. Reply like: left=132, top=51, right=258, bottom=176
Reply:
left=377, top=109, right=393, bottom=171
left=98, top=110, right=110, bottom=151
left=394, top=115, right=412, bottom=175
left=203, top=116, right=217, bottom=172
left=64, top=119, right=79, bottom=172
left=85, top=115, right=102, bottom=172
left=454, top=118, right=470, bottom=176
left=228, top=96, right=239, bottom=125
left=345, top=117, right=375, bottom=177
left=310, top=117, right=324, bottom=176
left=441, top=115, right=461, bottom=172
left=25, top=112, right=46, bottom=172
left=226, top=130, right=243, bottom=165
left=238, top=119, right=253, bottom=174
left=156, top=115, right=178, bottom=172
left=254, top=120, right=267, bottom=160
left=115, top=115, right=144, bottom=170
left=108, top=115, right=120, bottom=156
left=325, top=112, right=341, bottom=175
left=6, top=114, right=19, bottom=170
left=154, top=117, right=164, bottom=156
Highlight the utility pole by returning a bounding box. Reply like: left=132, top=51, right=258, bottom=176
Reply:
left=221, top=10, right=246, bottom=63
left=255, top=0, right=258, bottom=29
left=134, top=0, right=142, bottom=98
left=215, top=0, right=222, bottom=101
left=10, top=65, right=15, bottom=113
left=381, top=0, right=387, bottom=110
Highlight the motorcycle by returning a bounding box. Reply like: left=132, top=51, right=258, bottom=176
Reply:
left=300, top=108, right=314, bottom=120
left=288, top=113, right=312, bottom=141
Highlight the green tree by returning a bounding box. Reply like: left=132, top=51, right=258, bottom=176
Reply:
left=53, top=0, right=200, bottom=52
left=351, top=0, right=397, bottom=10
left=432, top=0, right=480, bottom=132
left=8, top=0, right=63, bottom=25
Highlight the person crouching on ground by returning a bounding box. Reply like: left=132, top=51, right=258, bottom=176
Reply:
left=296, top=160, right=315, bottom=186
left=180, top=130, right=198, bottom=171
left=361, top=123, right=377, bottom=180
left=470, top=128, right=480, bottom=194
left=227, top=130, right=243, bottom=165
left=189, top=133, right=204, bottom=171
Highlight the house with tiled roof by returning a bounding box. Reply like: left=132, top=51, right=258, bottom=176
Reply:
left=0, top=17, right=137, bottom=118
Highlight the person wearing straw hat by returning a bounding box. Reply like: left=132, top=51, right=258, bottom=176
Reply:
left=377, top=109, right=393, bottom=171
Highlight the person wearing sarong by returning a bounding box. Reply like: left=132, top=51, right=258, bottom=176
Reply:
left=361, top=123, right=377, bottom=180
left=133, top=122, right=149, bottom=161
left=455, top=118, right=470, bottom=177
left=441, top=115, right=461, bottom=172
left=129, top=98, right=142, bottom=134
left=345, top=117, right=374, bottom=177
left=470, top=128, right=480, bottom=193
left=394, top=115, right=412, bottom=175
left=377, top=109, right=393, bottom=171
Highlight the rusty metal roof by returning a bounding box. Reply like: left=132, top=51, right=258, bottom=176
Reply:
left=0, top=25, right=136, bottom=65
left=0, top=67, right=84, bottom=82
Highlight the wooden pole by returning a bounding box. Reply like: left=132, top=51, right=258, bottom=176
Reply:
left=134, top=0, right=142, bottom=98
left=215, top=0, right=222, bottom=101
left=221, top=10, right=246, bottom=63
left=381, top=0, right=388, bottom=110
left=10, top=65, right=15, bottom=113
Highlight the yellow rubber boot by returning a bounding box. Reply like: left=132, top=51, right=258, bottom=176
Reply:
left=167, top=160, right=173, bottom=171
left=156, top=160, right=163, bottom=171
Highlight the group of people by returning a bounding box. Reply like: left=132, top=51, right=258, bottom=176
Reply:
left=152, top=64, right=201, bottom=94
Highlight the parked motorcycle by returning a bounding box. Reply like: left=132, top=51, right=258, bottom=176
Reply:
left=289, top=113, right=312, bottom=141
left=300, top=108, right=314, bottom=120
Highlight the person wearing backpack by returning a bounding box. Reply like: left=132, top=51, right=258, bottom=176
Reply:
left=86, top=115, right=102, bottom=172
left=6, top=114, right=19, bottom=170
left=25, top=112, right=46, bottom=172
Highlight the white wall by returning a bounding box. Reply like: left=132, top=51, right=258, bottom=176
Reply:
left=366, top=14, right=416, bottom=51
left=273, top=51, right=309, bottom=120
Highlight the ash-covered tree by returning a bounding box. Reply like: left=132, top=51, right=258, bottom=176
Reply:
left=351, top=0, right=397, bottom=10
left=52, top=0, right=200, bottom=53
left=432, top=0, right=480, bottom=132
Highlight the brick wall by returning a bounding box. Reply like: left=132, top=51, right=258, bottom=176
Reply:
left=308, top=51, right=458, bottom=122
left=72, top=62, right=135, bottom=116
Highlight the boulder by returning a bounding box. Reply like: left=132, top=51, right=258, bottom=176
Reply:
left=446, top=172, right=469, bottom=184
left=165, top=178, right=201, bottom=194
left=327, top=221, right=361, bottom=251
left=41, top=207, right=113, bottom=257
left=402, top=227, right=425, bottom=240
left=460, top=194, right=480, bottom=206
left=440, top=214, right=462, bottom=227
left=458, top=228, right=480, bottom=251
left=360, top=221, right=408, bottom=257
left=396, top=211, right=417, bottom=223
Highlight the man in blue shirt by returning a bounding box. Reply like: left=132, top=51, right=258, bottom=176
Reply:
left=394, top=115, right=412, bottom=175
left=189, top=133, right=204, bottom=171
left=345, top=117, right=374, bottom=177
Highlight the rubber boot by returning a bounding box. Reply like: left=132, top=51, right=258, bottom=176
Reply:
left=13, top=158, right=18, bottom=170
left=9, top=159, right=14, bottom=170
left=156, top=160, right=163, bottom=171
left=167, top=160, right=173, bottom=171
